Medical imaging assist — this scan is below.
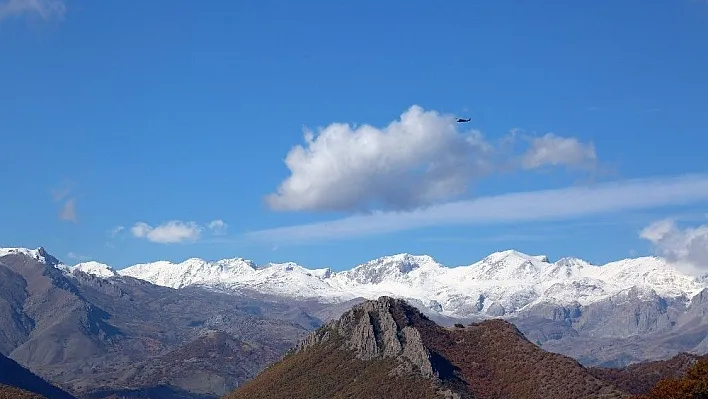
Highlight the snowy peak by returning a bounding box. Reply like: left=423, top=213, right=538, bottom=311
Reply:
left=555, top=257, right=594, bottom=268
left=543, top=257, right=595, bottom=280
left=342, top=253, right=443, bottom=284
left=214, top=257, right=257, bottom=269
left=310, top=267, right=334, bottom=279
left=531, top=254, right=550, bottom=263
left=593, top=256, right=703, bottom=299
left=118, top=257, right=258, bottom=289
left=260, top=261, right=303, bottom=271
left=71, top=261, right=119, bottom=278
left=0, top=247, right=117, bottom=279
left=0, top=246, right=61, bottom=267
left=5, top=245, right=706, bottom=320
left=481, top=249, right=551, bottom=265
left=470, top=249, right=552, bottom=281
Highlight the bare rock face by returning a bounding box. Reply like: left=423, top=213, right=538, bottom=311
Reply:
left=297, top=296, right=435, bottom=377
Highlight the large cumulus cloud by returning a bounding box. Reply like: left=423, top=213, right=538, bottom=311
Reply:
left=266, top=105, right=597, bottom=213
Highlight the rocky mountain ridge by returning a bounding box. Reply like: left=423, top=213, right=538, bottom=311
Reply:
left=3, top=246, right=708, bottom=372
left=10, top=247, right=705, bottom=321
left=0, top=250, right=321, bottom=399
left=296, top=296, right=437, bottom=379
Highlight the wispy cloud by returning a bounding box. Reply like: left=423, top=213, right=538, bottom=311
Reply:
left=520, top=133, right=597, bottom=171
left=0, top=0, right=66, bottom=22
left=51, top=182, right=72, bottom=201
left=639, top=216, right=708, bottom=275
left=51, top=179, right=78, bottom=223
left=207, top=219, right=228, bottom=235
left=109, top=226, right=124, bottom=238
left=59, top=198, right=77, bottom=222
left=265, top=105, right=599, bottom=213
left=131, top=219, right=229, bottom=244
left=67, top=251, right=91, bottom=261
left=419, top=233, right=563, bottom=244
left=104, top=226, right=125, bottom=248
left=246, top=174, right=708, bottom=245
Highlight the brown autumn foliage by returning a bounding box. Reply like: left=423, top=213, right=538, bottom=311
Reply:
left=416, top=320, right=627, bottom=399
left=227, top=297, right=630, bottom=399
left=632, top=358, right=708, bottom=399
left=223, top=328, right=444, bottom=399
left=590, top=353, right=708, bottom=395
left=0, top=384, right=47, bottom=399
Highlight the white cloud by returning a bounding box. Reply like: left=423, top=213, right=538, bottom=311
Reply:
left=109, top=225, right=124, bottom=238
left=521, top=133, right=597, bottom=170
left=639, top=219, right=676, bottom=242
left=51, top=179, right=78, bottom=223
left=59, top=198, right=77, bottom=223
left=246, top=174, right=708, bottom=244
left=265, top=105, right=596, bottom=213
left=131, top=221, right=203, bottom=244
left=207, top=219, right=228, bottom=235
left=131, top=219, right=229, bottom=244
left=640, top=218, right=708, bottom=275
left=0, top=0, right=66, bottom=22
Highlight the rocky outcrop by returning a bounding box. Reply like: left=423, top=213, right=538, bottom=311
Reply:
left=486, top=302, right=505, bottom=316
left=282, top=297, right=627, bottom=399
left=297, top=296, right=435, bottom=377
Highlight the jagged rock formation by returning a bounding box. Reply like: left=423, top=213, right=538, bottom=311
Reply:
left=229, top=296, right=630, bottom=399
left=297, top=296, right=436, bottom=378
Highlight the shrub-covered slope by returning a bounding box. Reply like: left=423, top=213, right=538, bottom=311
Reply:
left=226, top=296, right=628, bottom=399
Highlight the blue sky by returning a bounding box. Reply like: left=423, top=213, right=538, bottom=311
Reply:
left=1, top=0, right=708, bottom=271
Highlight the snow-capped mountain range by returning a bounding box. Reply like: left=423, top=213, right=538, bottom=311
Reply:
left=1, top=247, right=706, bottom=319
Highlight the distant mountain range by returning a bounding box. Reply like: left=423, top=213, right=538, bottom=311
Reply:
left=0, top=248, right=328, bottom=398
left=15, top=246, right=703, bottom=320
left=1, top=246, right=707, bottom=398
left=34, top=246, right=708, bottom=366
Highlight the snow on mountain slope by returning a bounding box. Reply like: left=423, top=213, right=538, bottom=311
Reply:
left=58, top=261, right=119, bottom=278
left=74, top=261, right=118, bottom=278
left=119, top=257, right=259, bottom=289
left=212, top=262, right=351, bottom=301
left=0, top=248, right=117, bottom=278
left=0, top=247, right=59, bottom=265
left=3, top=246, right=706, bottom=319
left=110, top=249, right=706, bottom=317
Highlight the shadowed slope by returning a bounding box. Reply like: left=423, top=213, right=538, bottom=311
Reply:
left=0, top=353, right=75, bottom=399
left=0, top=251, right=317, bottom=398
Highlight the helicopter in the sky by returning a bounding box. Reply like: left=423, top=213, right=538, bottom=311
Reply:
left=456, top=117, right=471, bottom=123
